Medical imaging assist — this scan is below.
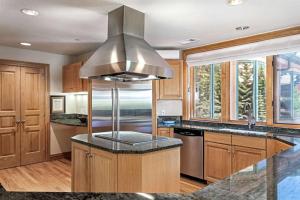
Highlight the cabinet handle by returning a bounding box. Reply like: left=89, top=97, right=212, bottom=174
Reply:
left=85, top=152, right=90, bottom=158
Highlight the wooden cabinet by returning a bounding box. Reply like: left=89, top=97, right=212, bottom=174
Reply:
left=158, top=60, right=183, bottom=99
left=267, top=138, right=292, bottom=158
left=71, top=142, right=90, bottom=192
left=204, top=132, right=267, bottom=182
left=90, top=147, right=117, bottom=192
left=204, top=142, right=231, bottom=182
left=63, top=62, right=88, bottom=93
left=157, top=128, right=174, bottom=137
left=72, top=142, right=180, bottom=193
left=72, top=143, right=117, bottom=192
left=232, top=146, right=266, bottom=173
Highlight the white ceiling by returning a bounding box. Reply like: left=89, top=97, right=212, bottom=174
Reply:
left=0, top=0, right=299, bottom=55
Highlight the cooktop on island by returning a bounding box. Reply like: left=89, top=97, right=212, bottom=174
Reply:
left=94, top=131, right=168, bottom=146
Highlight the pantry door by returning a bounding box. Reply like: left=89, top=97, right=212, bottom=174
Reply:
left=20, top=66, right=46, bottom=165
left=0, top=64, right=21, bottom=169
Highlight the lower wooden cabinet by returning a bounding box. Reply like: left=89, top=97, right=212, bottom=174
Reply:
left=72, top=142, right=117, bottom=192
left=204, top=142, right=231, bottom=182
left=204, top=132, right=268, bottom=182
left=71, top=142, right=90, bottom=192
left=231, top=146, right=266, bottom=173
left=157, top=128, right=174, bottom=137
left=71, top=142, right=180, bottom=193
left=90, top=147, right=118, bottom=192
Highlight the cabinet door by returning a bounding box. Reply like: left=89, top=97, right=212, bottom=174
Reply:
left=204, top=142, right=231, bottom=182
left=0, top=65, right=21, bottom=170
left=232, top=146, right=266, bottom=173
left=20, top=67, right=46, bottom=165
left=157, top=128, right=170, bottom=137
left=63, top=62, right=84, bottom=92
left=72, top=142, right=90, bottom=192
left=159, top=60, right=183, bottom=99
left=90, top=147, right=117, bottom=192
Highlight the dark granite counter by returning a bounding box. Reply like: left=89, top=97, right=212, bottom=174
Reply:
left=50, top=113, right=87, bottom=127
left=160, top=123, right=270, bottom=138
left=71, top=132, right=183, bottom=154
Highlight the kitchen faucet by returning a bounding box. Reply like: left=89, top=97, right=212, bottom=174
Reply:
left=245, top=104, right=256, bottom=130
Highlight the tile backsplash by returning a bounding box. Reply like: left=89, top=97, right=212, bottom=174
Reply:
left=156, top=100, right=182, bottom=116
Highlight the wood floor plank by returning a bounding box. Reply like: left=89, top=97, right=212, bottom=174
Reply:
left=0, top=159, right=205, bottom=193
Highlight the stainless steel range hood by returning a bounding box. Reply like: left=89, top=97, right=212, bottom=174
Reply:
left=80, top=6, right=173, bottom=81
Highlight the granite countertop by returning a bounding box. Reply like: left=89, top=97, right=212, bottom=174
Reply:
left=159, top=123, right=270, bottom=138
left=71, top=133, right=183, bottom=154
left=2, top=127, right=300, bottom=199
left=50, top=113, right=88, bottom=127
left=51, top=118, right=87, bottom=127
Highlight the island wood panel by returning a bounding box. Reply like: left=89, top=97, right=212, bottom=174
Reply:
left=204, top=141, right=231, bottom=183
left=20, top=67, right=46, bottom=165
left=232, top=146, right=266, bottom=173
left=71, top=142, right=90, bottom=192
left=90, top=147, right=118, bottom=192
left=159, top=60, right=183, bottom=99
left=117, top=147, right=180, bottom=193
left=0, top=65, right=21, bottom=170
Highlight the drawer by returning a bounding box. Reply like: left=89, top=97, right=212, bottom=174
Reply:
left=232, top=135, right=266, bottom=150
left=204, top=131, right=231, bottom=145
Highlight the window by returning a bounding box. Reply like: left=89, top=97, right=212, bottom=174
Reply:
left=274, top=52, right=300, bottom=124
left=192, top=63, right=222, bottom=119
left=230, top=58, right=266, bottom=122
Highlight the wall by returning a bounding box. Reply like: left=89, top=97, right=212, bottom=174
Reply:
left=156, top=100, right=182, bottom=116
left=0, top=45, right=72, bottom=93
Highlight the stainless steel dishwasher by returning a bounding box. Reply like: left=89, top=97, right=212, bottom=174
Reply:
left=174, top=127, right=204, bottom=179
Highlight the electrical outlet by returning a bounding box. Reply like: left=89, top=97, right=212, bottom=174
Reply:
left=161, top=110, right=165, bottom=116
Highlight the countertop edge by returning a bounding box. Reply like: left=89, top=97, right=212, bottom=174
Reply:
left=70, top=137, right=183, bottom=154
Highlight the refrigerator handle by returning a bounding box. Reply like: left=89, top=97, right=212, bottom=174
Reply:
left=116, top=88, right=120, bottom=133
left=111, top=88, right=115, bottom=134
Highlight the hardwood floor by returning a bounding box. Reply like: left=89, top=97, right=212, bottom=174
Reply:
left=0, top=159, right=71, bottom=192
left=0, top=159, right=205, bottom=193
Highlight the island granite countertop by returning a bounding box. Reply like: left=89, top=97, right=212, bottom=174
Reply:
left=2, top=129, right=300, bottom=199
left=71, top=132, right=183, bottom=154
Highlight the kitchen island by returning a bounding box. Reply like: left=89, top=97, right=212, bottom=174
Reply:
left=71, top=132, right=183, bottom=193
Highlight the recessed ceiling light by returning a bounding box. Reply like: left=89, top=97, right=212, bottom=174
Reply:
left=20, top=9, right=39, bottom=16
left=20, top=42, right=31, bottom=46
left=235, top=26, right=250, bottom=31
left=227, top=0, right=243, bottom=6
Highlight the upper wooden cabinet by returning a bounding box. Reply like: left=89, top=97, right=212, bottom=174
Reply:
left=63, top=62, right=88, bottom=93
left=159, top=60, right=183, bottom=99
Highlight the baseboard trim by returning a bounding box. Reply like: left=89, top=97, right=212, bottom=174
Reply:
left=49, top=152, right=71, bottom=161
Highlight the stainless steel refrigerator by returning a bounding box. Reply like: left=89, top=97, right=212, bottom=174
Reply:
left=91, top=80, right=152, bottom=134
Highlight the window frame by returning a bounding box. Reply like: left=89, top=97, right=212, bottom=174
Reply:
left=273, top=53, right=300, bottom=126
left=190, top=64, right=222, bottom=121
left=231, top=59, right=266, bottom=122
